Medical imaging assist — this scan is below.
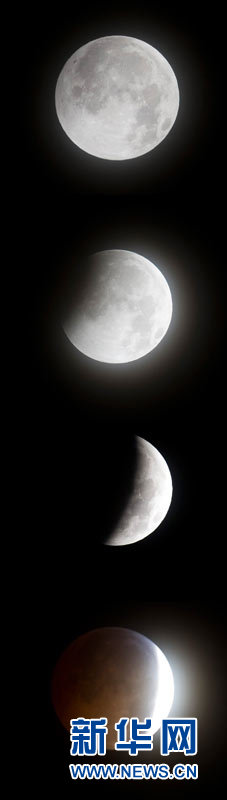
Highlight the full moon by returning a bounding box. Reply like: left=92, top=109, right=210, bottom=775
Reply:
left=55, top=36, right=179, bottom=160
left=105, top=436, right=172, bottom=546
left=51, top=627, right=174, bottom=748
left=63, top=250, right=172, bottom=363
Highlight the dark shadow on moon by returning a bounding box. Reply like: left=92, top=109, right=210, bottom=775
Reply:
left=57, top=250, right=101, bottom=324
left=38, top=418, right=139, bottom=562
left=51, top=627, right=161, bottom=749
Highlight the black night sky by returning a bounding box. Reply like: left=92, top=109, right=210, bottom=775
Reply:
left=18, top=1, right=225, bottom=796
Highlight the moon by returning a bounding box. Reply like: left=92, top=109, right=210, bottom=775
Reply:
left=105, top=436, right=172, bottom=546
left=63, top=250, right=172, bottom=364
left=51, top=627, right=174, bottom=748
left=55, top=36, right=179, bottom=160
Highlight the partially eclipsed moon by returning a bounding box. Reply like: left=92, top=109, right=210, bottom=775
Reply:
left=63, top=250, right=172, bottom=364
left=51, top=627, right=174, bottom=747
left=105, top=436, right=172, bottom=546
left=55, top=36, right=179, bottom=160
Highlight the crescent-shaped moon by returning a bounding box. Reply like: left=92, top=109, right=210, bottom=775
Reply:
left=105, top=436, right=172, bottom=546
left=55, top=36, right=179, bottom=160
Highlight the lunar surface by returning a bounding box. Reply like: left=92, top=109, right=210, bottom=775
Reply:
left=63, top=250, right=172, bottom=363
left=55, top=36, right=179, bottom=160
left=51, top=627, right=174, bottom=748
left=105, top=436, right=172, bottom=546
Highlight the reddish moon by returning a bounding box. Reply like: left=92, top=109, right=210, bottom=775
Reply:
left=51, top=627, right=174, bottom=749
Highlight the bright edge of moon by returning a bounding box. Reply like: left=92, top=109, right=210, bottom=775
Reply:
left=63, top=250, right=173, bottom=364
left=55, top=35, right=180, bottom=160
left=105, top=436, right=172, bottom=546
left=152, top=640, right=174, bottom=734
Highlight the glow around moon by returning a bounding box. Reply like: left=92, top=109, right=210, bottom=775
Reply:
left=55, top=36, right=179, bottom=160
left=51, top=627, right=174, bottom=747
left=63, top=250, right=172, bottom=364
left=105, top=436, right=172, bottom=546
